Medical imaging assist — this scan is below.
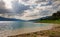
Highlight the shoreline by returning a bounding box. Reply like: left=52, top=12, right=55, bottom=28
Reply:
left=8, top=24, right=60, bottom=37
left=0, top=23, right=60, bottom=37
left=0, top=24, right=53, bottom=37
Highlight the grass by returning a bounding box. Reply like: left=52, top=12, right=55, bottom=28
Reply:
left=36, top=19, right=60, bottom=24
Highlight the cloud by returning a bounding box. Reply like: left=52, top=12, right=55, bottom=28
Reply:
left=11, top=1, right=30, bottom=15
left=0, top=0, right=12, bottom=14
left=0, top=0, right=5, bottom=9
left=0, top=0, right=60, bottom=20
left=0, top=0, right=6, bottom=14
left=19, top=0, right=60, bottom=20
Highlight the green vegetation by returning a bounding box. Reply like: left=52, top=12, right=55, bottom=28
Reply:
left=36, top=19, right=60, bottom=24
left=36, top=11, right=60, bottom=24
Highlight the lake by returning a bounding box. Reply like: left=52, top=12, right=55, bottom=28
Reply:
left=0, top=21, right=53, bottom=30
left=0, top=21, right=53, bottom=37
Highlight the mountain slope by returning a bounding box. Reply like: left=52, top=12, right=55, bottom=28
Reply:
left=0, top=17, right=24, bottom=21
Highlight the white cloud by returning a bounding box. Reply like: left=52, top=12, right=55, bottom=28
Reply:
left=0, top=0, right=60, bottom=20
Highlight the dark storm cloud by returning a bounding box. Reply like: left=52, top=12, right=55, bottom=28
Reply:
left=11, top=1, right=30, bottom=15
left=0, top=0, right=8, bottom=14
left=22, top=0, right=29, bottom=2
left=0, top=0, right=5, bottom=9
left=0, top=0, right=30, bottom=15
left=40, top=10, right=51, bottom=16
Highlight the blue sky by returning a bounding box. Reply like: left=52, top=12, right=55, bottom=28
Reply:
left=0, top=0, right=60, bottom=20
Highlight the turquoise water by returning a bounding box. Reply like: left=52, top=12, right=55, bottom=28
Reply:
left=0, top=21, right=52, bottom=31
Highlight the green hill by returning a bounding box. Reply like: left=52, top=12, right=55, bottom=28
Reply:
left=36, top=11, right=60, bottom=24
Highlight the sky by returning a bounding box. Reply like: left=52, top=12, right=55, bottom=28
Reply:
left=0, top=0, right=60, bottom=20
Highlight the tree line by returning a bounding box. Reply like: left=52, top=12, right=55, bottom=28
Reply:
left=52, top=11, right=60, bottom=20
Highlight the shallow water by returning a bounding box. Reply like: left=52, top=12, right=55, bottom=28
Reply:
left=0, top=21, right=53, bottom=31
left=0, top=21, right=53, bottom=37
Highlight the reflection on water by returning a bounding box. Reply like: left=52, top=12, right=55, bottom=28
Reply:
left=0, top=21, right=53, bottom=31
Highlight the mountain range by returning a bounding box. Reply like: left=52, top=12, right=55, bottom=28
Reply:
left=0, top=16, right=25, bottom=21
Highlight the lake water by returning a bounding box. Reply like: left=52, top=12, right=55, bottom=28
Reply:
left=0, top=21, right=53, bottom=31
left=0, top=21, right=53, bottom=37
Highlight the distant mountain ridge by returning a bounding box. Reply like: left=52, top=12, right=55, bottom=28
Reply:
left=29, top=11, right=60, bottom=22
left=0, top=16, right=25, bottom=21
